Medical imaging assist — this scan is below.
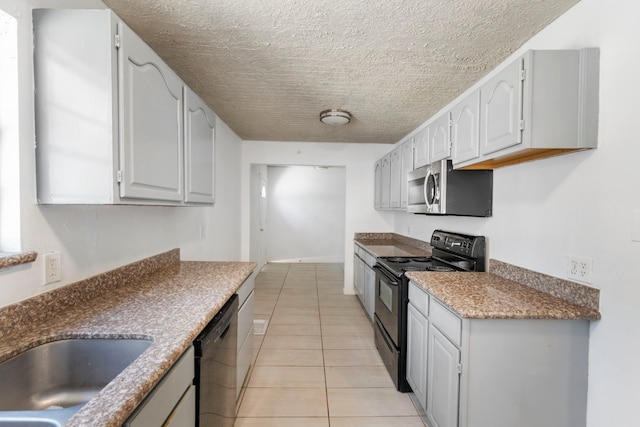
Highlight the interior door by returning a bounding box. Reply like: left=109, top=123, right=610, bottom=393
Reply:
left=118, top=22, right=184, bottom=202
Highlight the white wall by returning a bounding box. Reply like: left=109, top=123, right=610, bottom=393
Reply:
left=266, top=165, right=345, bottom=263
left=391, top=1, right=640, bottom=425
left=0, top=0, right=243, bottom=308
left=241, top=141, right=393, bottom=293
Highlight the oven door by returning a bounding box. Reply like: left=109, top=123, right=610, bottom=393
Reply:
left=373, top=265, right=400, bottom=345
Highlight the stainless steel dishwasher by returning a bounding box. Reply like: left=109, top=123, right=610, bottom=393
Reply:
left=194, top=294, right=238, bottom=427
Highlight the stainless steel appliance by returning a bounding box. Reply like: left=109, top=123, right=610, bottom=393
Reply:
left=407, top=160, right=493, bottom=216
left=194, top=294, right=238, bottom=427
left=373, top=230, right=486, bottom=392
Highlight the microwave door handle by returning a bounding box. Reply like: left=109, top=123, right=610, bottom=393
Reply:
left=373, top=265, right=400, bottom=286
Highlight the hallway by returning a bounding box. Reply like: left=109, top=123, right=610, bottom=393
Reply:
left=235, top=263, right=425, bottom=426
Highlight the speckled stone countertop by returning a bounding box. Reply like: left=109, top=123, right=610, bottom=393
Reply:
left=354, top=232, right=431, bottom=257
left=0, top=251, right=37, bottom=269
left=0, top=249, right=256, bottom=427
left=406, top=271, right=600, bottom=320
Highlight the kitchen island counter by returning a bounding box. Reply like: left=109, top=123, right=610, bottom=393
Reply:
left=0, top=249, right=255, bottom=427
left=406, top=270, right=600, bottom=320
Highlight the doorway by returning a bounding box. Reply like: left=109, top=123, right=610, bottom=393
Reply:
left=249, top=165, right=346, bottom=268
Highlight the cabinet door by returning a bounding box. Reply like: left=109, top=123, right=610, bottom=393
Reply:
left=451, top=91, right=481, bottom=164
left=374, top=160, right=382, bottom=209
left=389, top=147, right=402, bottom=209
left=413, top=127, right=430, bottom=169
left=430, top=113, right=451, bottom=162
left=184, top=87, right=215, bottom=204
left=164, top=385, right=196, bottom=427
left=480, top=57, right=524, bottom=155
left=406, top=303, right=428, bottom=411
left=354, top=255, right=364, bottom=304
left=380, top=155, right=391, bottom=209
left=427, top=325, right=460, bottom=427
left=118, top=22, right=184, bottom=202
left=400, top=139, right=414, bottom=208
left=364, top=264, right=375, bottom=320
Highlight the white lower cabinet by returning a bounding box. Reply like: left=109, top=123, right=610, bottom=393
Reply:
left=354, top=244, right=376, bottom=321
left=427, top=325, right=460, bottom=427
left=363, top=255, right=376, bottom=321
left=124, top=346, right=195, bottom=426
left=237, top=274, right=255, bottom=401
left=407, top=281, right=590, bottom=427
left=406, top=303, right=428, bottom=408
left=354, top=252, right=365, bottom=305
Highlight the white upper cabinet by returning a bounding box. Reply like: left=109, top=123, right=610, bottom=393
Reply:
left=413, top=127, right=430, bottom=169
left=118, top=22, right=184, bottom=202
left=380, top=154, right=391, bottom=209
left=429, top=113, right=451, bottom=162
left=375, top=138, right=413, bottom=211
left=458, top=48, right=599, bottom=169
left=184, top=87, right=215, bottom=204
left=389, top=147, right=401, bottom=209
left=451, top=91, right=481, bottom=165
left=479, top=58, right=523, bottom=156
left=374, top=159, right=382, bottom=210
left=33, top=8, right=215, bottom=205
left=400, top=138, right=414, bottom=208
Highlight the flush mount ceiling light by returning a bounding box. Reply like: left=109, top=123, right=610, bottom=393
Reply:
left=320, top=109, right=352, bottom=125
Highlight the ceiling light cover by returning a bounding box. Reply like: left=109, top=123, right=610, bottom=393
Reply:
left=320, top=109, right=351, bottom=125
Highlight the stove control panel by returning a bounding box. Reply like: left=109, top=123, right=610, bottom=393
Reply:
left=431, top=230, right=485, bottom=258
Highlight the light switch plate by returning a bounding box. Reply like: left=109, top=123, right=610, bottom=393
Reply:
left=632, top=211, right=640, bottom=242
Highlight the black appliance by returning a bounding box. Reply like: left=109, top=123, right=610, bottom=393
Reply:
left=194, top=294, right=238, bottom=427
left=373, top=230, right=485, bottom=392
left=407, top=160, right=493, bottom=216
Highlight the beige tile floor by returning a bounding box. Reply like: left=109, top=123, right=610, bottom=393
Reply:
left=235, top=263, right=426, bottom=427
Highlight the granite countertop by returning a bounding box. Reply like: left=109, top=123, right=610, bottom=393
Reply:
left=406, top=271, right=601, bottom=320
left=0, top=254, right=255, bottom=427
left=354, top=233, right=432, bottom=258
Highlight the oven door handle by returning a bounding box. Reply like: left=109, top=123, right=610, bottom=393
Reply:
left=373, top=265, right=400, bottom=286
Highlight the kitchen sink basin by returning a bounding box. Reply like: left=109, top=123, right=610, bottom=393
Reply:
left=0, top=338, right=153, bottom=426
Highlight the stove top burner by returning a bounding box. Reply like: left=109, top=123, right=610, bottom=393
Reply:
left=428, top=265, right=455, bottom=272
left=386, top=257, right=410, bottom=263
left=402, top=266, right=422, bottom=272
left=411, top=257, right=430, bottom=262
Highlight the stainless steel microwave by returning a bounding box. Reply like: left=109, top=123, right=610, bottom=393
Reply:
left=406, top=160, right=493, bottom=217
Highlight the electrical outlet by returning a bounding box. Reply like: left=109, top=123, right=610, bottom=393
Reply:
left=567, top=256, right=592, bottom=284
left=44, top=252, right=61, bottom=284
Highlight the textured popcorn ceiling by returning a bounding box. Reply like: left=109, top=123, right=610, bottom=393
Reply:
left=103, top=0, right=580, bottom=144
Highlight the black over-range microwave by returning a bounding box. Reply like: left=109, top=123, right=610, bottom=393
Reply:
left=407, top=160, right=493, bottom=217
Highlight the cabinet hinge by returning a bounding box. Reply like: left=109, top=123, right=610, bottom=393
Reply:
left=519, top=119, right=526, bottom=131
left=116, top=170, right=123, bottom=183
left=115, top=34, right=121, bottom=49
left=520, top=69, right=526, bottom=81
left=457, top=363, right=462, bottom=374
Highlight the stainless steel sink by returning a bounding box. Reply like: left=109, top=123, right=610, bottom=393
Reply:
left=0, top=338, right=153, bottom=426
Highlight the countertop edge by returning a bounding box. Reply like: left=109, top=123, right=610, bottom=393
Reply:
left=406, top=271, right=601, bottom=321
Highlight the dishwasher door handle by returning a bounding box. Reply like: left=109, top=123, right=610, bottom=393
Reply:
left=214, top=324, right=231, bottom=345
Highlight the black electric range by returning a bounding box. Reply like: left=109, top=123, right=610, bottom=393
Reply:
left=373, top=230, right=486, bottom=392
